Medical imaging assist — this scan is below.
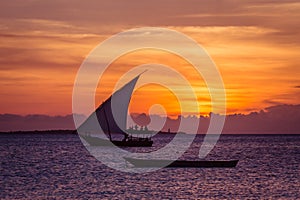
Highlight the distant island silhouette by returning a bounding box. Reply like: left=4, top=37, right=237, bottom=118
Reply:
left=1, top=104, right=300, bottom=134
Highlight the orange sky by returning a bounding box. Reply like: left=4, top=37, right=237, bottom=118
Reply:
left=0, top=1, right=300, bottom=116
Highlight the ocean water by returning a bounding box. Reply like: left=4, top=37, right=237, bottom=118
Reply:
left=1, top=132, right=299, bottom=199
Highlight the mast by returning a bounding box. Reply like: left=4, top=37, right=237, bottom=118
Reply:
left=102, top=105, right=112, bottom=141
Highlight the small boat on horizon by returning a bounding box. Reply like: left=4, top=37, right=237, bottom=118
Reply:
left=124, top=157, right=239, bottom=168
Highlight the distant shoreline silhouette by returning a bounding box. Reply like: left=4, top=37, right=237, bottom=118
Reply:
left=0, top=104, right=299, bottom=134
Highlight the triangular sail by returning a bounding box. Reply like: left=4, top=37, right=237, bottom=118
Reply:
left=78, top=74, right=140, bottom=138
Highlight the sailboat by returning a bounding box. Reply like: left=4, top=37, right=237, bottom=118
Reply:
left=78, top=73, right=153, bottom=147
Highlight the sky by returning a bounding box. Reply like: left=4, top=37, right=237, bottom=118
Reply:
left=0, top=0, right=300, bottom=117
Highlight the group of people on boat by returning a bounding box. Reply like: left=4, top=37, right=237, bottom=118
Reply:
left=122, top=124, right=152, bottom=142
left=128, top=125, right=149, bottom=131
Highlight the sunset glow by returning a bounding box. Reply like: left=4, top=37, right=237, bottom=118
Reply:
left=1, top=1, right=299, bottom=116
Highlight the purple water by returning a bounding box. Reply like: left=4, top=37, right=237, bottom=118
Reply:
left=1, top=132, right=299, bottom=199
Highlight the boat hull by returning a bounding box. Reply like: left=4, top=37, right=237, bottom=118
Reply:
left=112, top=140, right=153, bottom=147
left=80, top=135, right=153, bottom=147
left=124, top=157, right=239, bottom=168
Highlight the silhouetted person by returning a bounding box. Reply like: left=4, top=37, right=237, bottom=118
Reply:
left=123, top=133, right=129, bottom=141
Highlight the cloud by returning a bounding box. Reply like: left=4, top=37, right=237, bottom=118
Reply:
left=0, top=1, right=299, bottom=31
left=0, top=0, right=299, bottom=116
